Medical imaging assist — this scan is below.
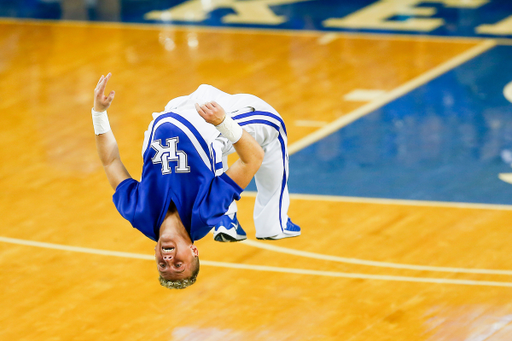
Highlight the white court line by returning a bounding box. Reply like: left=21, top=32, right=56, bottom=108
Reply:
left=288, top=39, right=497, bottom=155
left=242, top=239, right=512, bottom=276
left=294, top=120, right=328, bottom=127
left=0, top=236, right=155, bottom=261
left=1, top=236, right=512, bottom=288
left=242, top=191, right=512, bottom=211
left=343, top=89, right=387, bottom=101
left=204, top=260, right=512, bottom=288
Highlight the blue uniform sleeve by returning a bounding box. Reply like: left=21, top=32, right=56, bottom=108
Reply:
left=113, top=178, right=139, bottom=223
left=113, top=177, right=161, bottom=241
left=198, top=172, right=243, bottom=225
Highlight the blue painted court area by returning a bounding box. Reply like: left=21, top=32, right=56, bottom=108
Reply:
left=288, top=45, right=512, bottom=205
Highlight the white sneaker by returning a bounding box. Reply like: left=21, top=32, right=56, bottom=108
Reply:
left=213, top=213, right=247, bottom=242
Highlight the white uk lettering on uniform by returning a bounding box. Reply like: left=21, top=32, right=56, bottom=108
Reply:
left=151, top=138, right=190, bottom=175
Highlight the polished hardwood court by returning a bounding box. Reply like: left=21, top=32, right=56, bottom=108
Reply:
left=1, top=20, right=512, bottom=340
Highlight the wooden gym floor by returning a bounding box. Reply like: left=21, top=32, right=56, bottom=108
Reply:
left=2, top=19, right=512, bottom=340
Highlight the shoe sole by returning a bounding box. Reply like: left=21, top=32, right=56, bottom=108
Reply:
left=256, top=232, right=301, bottom=240
left=214, top=233, right=247, bottom=242
left=213, top=226, right=247, bottom=242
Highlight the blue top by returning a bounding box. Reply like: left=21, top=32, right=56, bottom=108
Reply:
left=113, top=112, right=243, bottom=242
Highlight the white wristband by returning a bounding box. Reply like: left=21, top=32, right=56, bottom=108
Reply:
left=215, top=115, right=243, bottom=143
left=92, top=108, right=111, bottom=135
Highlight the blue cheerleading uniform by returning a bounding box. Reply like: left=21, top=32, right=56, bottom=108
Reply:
left=113, top=112, right=243, bottom=242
